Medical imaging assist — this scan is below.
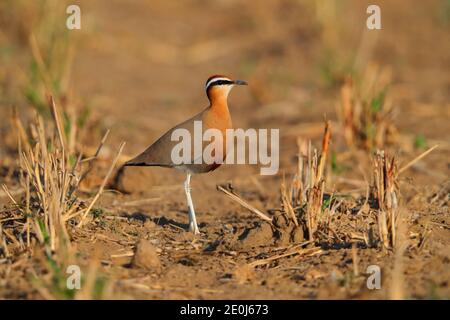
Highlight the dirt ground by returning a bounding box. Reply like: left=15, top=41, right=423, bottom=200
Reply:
left=0, top=0, right=449, bottom=299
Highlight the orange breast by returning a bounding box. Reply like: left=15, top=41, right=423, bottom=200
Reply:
left=202, top=101, right=232, bottom=161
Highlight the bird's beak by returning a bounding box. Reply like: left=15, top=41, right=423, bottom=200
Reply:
left=233, top=80, right=248, bottom=86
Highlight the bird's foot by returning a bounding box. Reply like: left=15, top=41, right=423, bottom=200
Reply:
left=189, top=221, right=200, bottom=235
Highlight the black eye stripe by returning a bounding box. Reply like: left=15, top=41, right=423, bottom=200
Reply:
left=207, top=79, right=233, bottom=89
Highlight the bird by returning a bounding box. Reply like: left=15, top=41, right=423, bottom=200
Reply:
left=124, top=75, right=248, bottom=234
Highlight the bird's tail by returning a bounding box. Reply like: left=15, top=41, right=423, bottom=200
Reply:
left=123, top=161, right=147, bottom=166
left=123, top=160, right=172, bottom=168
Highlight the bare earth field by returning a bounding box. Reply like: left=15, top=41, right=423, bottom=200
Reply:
left=0, top=0, right=449, bottom=299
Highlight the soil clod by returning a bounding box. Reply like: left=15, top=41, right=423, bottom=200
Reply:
left=132, top=239, right=162, bottom=271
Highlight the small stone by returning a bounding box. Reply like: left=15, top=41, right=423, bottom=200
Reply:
left=290, top=226, right=304, bottom=243
left=132, top=239, right=161, bottom=271
left=113, top=166, right=156, bottom=193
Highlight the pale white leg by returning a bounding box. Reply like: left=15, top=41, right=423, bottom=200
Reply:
left=184, top=173, right=200, bottom=234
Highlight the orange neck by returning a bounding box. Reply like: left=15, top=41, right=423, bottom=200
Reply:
left=208, top=88, right=231, bottom=119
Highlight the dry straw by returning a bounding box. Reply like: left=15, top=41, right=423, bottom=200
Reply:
left=1, top=96, right=124, bottom=256
left=216, top=184, right=272, bottom=223
left=371, top=145, right=438, bottom=250
left=371, top=150, right=399, bottom=249
left=287, top=120, right=332, bottom=241
left=337, top=65, right=398, bottom=150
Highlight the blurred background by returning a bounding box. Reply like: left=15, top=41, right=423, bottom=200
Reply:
left=0, top=0, right=449, bottom=183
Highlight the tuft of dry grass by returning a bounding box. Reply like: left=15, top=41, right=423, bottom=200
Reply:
left=0, top=96, right=124, bottom=258
left=283, top=120, right=333, bottom=241
left=371, top=150, right=399, bottom=249
left=370, top=145, right=438, bottom=250
left=337, top=65, right=398, bottom=150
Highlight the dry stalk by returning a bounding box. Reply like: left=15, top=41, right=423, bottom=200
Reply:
left=398, top=145, right=438, bottom=174
left=288, top=121, right=331, bottom=241
left=281, top=175, right=298, bottom=227
left=371, top=145, right=437, bottom=251
left=249, top=244, right=321, bottom=268
left=371, top=151, right=399, bottom=249
left=216, top=184, right=272, bottom=223
left=340, top=76, right=355, bottom=147
left=77, top=142, right=126, bottom=228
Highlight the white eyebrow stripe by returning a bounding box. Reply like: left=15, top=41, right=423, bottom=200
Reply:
left=205, top=77, right=231, bottom=90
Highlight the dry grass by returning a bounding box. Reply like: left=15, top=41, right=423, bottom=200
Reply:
left=0, top=96, right=125, bottom=299
left=284, top=120, right=333, bottom=241
left=370, top=145, right=438, bottom=250
left=337, top=65, right=398, bottom=150
left=0, top=96, right=124, bottom=258
left=371, top=151, right=399, bottom=249
left=0, top=2, right=124, bottom=299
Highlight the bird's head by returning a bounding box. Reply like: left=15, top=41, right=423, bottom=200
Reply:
left=205, top=75, right=247, bottom=101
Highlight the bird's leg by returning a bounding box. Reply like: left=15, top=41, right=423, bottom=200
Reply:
left=184, top=173, right=200, bottom=234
